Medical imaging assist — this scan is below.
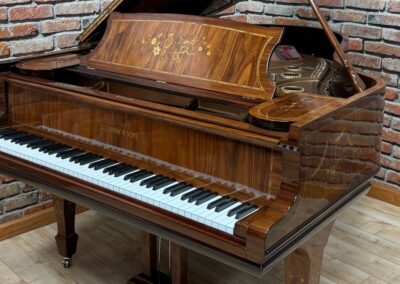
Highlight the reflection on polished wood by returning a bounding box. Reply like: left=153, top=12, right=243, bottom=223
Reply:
left=1, top=196, right=400, bottom=284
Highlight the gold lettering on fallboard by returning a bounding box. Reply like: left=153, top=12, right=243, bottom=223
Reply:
left=100, top=124, right=138, bottom=139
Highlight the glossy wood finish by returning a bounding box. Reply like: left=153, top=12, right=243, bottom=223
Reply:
left=260, top=79, right=385, bottom=254
left=53, top=197, right=79, bottom=260
left=142, top=232, right=158, bottom=279
left=285, top=221, right=334, bottom=284
left=250, top=93, right=342, bottom=126
left=16, top=54, right=80, bottom=71
left=170, top=242, right=188, bottom=284
left=0, top=78, right=6, bottom=126
left=81, top=13, right=283, bottom=100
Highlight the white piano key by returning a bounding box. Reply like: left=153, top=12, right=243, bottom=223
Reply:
left=0, top=135, right=260, bottom=235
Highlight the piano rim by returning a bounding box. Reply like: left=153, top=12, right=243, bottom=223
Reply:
left=0, top=150, right=372, bottom=276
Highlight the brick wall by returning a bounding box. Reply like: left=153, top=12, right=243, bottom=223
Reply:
left=0, top=0, right=111, bottom=60
left=0, top=0, right=399, bottom=223
left=0, top=175, right=52, bottom=223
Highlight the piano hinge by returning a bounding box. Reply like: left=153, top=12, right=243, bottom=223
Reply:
left=278, top=143, right=298, bottom=151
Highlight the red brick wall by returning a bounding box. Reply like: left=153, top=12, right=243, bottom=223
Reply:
left=0, top=0, right=399, bottom=223
left=0, top=0, right=111, bottom=59
left=0, top=175, right=52, bottom=223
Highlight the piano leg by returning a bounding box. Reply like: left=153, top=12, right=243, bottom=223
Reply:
left=285, top=221, right=335, bottom=284
left=128, top=232, right=187, bottom=284
left=53, top=197, right=79, bottom=268
left=170, top=242, right=188, bottom=284
left=128, top=232, right=159, bottom=284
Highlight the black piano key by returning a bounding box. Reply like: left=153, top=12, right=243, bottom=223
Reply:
left=29, top=140, right=53, bottom=149
left=163, top=183, right=186, bottom=194
left=70, top=153, right=91, bottom=163
left=181, top=188, right=203, bottom=201
left=170, top=185, right=193, bottom=197
left=114, top=166, right=137, bottom=177
left=195, top=192, right=218, bottom=205
left=152, top=179, right=175, bottom=191
left=138, top=175, right=159, bottom=186
left=124, top=169, right=147, bottom=180
left=227, top=203, right=250, bottom=217
left=130, top=171, right=153, bottom=183
left=4, top=132, right=27, bottom=140
left=215, top=199, right=238, bottom=213
left=188, top=190, right=209, bottom=203
left=235, top=206, right=258, bottom=220
left=40, top=143, right=63, bottom=153
left=0, top=128, right=18, bottom=137
left=89, top=159, right=116, bottom=170
left=207, top=196, right=230, bottom=210
left=47, top=145, right=71, bottom=155
left=140, top=175, right=164, bottom=187
left=72, top=153, right=99, bottom=164
left=19, top=137, right=43, bottom=146
left=146, top=176, right=168, bottom=188
left=70, top=153, right=91, bottom=161
left=79, top=155, right=103, bottom=166
left=57, top=149, right=84, bottom=159
left=103, top=163, right=127, bottom=174
left=12, top=135, right=36, bottom=143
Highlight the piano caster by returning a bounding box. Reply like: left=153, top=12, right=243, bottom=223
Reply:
left=63, top=257, right=72, bottom=268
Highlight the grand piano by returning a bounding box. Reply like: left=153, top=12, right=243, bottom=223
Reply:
left=0, top=0, right=385, bottom=283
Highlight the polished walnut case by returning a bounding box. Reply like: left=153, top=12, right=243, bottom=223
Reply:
left=0, top=0, right=385, bottom=283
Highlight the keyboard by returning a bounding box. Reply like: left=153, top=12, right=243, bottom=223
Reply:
left=0, top=129, right=259, bottom=235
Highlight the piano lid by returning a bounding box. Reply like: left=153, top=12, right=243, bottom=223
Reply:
left=80, top=13, right=283, bottom=101
left=78, top=0, right=240, bottom=44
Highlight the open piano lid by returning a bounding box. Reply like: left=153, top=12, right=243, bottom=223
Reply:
left=80, top=13, right=283, bottom=101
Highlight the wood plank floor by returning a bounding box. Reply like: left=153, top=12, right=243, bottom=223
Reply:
left=1, top=196, right=400, bottom=284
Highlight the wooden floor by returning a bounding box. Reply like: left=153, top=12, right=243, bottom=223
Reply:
left=1, top=196, right=400, bottom=284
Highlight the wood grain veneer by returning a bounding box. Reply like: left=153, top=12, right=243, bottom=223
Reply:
left=0, top=78, right=6, bottom=126
left=80, top=13, right=283, bottom=101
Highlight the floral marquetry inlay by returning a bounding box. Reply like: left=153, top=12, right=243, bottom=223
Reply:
left=142, top=33, right=216, bottom=63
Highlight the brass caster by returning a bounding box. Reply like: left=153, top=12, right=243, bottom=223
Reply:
left=63, top=257, right=72, bottom=268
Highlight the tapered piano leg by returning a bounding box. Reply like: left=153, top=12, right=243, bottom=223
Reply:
left=53, top=197, right=79, bottom=268
left=285, top=221, right=335, bottom=284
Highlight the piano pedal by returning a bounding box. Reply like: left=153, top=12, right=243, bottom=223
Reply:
left=62, top=257, right=72, bottom=268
